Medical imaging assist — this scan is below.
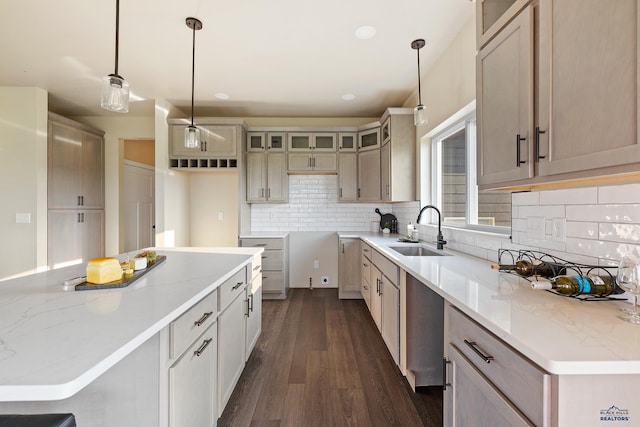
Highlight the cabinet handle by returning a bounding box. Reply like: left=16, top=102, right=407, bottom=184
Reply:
left=357, top=188, right=360, bottom=198
left=363, top=263, right=368, bottom=267
left=253, top=264, right=261, bottom=271
left=363, top=285, right=369, bottom=290
left=442, top=358, right=452, bottom=390
left=268, top=188, right=271, bottom=199
left=515, top=134, right=526, bottom=167
left=463, top=339, right=494, bottom=364
left=313, top=157, right=316, bottom=168
left=232, top=281, right=244, bottom=290
left=534, top=127, right=547, bottom=161
left=245, top=298, right=251, bottom=317
left=262, top=276, right=268, bottom=280
left=194, top=311, right=213, bottom=327
left=77, top=213, right=81, bottom=223
left=77, top=196, right=82, bottom=206
left=80, top=213, right=84, bottom=223
left=193, top=338, right=213, bottom=357
left=250, top=294, right=254, bottom=312
left=254, top=243, right=267, bottom=247
left=339, top=188, right=342, bottom=198
left=260, top=188, right=264, bottom=198
left=386, top=184, right=390, bottom=196
left=376, top=278, right=380, bottom=295
left=379, top=278, right=383, bottom=296
left=342, top=243, right=345, bottom=254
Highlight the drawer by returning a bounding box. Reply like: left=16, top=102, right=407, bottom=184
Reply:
left=250, top=255, right=262, bottom=281
left=261, top=250, right=283, bottom=270
left=262, top=270, right=284, bottom=293
left=218, top=268, right=247, bottom=312
left=447, top=305, right=549, bottom=427
left=240, top=238, right=283, bottom=250
left=372, top=250, right=399, bottom=286
left=170, top=291, right=217, bottom=358
left=361, top=242, right=372, bottom=260
left=361, top=278, right=371, bottom=309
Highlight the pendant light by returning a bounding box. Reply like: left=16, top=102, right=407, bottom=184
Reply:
left=411, top=39, right=427, bottom=126
left=184, top=17, right=203, bottom=148
left=101, top=0, right=129, bottom=113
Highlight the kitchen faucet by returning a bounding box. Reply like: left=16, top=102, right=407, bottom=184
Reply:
left=416, top=205, right=447, bottom=250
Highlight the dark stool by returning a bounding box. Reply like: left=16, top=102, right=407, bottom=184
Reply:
left=0, top=414, right=76, bottom=427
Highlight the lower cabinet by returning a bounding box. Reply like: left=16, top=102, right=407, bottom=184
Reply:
left=217, top=269, right=248, bottom=418
left=239, top=236, right=289, bottom=299
left=444, top=304, right=550, bottom=427
left=169, top=323, right=217, bottom=427
left=361, top=243, right=372, bottom=308
left=48, top=209, right=104, bottom=268
left=245, top=255, right=262, bottom=360
left=338, top=238, right=361, bottom=299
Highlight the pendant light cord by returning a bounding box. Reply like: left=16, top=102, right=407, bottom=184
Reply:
left=190, top=23, right=196, bottom=127
left=416, top=47, right=422, bottom=105
left=114, top=0, right=120, bottom=76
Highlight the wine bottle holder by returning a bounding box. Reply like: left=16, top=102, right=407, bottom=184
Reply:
left=496, top=249, right=626, bottom=301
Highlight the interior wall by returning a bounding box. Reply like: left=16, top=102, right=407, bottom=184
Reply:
left=288, top=231, right=339, bottom=288
left=0, top=87, right=48, bottom=280
left=124, top=139, right=155, bottom=166
left=189, top=171, right=239, bottom=247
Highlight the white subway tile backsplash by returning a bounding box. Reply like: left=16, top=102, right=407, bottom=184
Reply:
left=599, top=223, right=640, bottom=244
left=566, top=221, right=598, bottom=240
left=512, top=191, right=540, bottom=206
left=598, top=183, right=640, bottom=204
left=539, top=187, right=597, bottom=205
left=567, top=204, right=640, bottom=223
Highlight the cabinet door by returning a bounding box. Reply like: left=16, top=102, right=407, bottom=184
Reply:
left=311, top=153, right=337, bottom=171
left=82, top=210, right=105, bottom=262
left=267, top=153, right=288, bottom=202
left=381, top=279, right=400, bottom=365
left=48, top=121, right=82, bottom=209
left=338, top=153, right=358, bottom=201
left=201, top=125, right=237, bottom=156
left=171, top=124, right=201, bottom=156
left=477, top=6, right=534, bottom=187
left=48, top=210, right=104, bottom=269
left=313, top=133, right=337, bottom=151
left=338, top=238, right=361, bottom=297
left=445, top=345, right=532, bottom=427
left=169, top=324, right=217, bottom=427
left=380, top=142, right=391, bottom=201
left=358, top=149, right=381, bottom=201
left=246, top=277, right=262, bottom=360
left=358, top=128, right=380, bottom=151
left=536, top=0, right=640, bottom=176
left=370, top=266, right=383, bottom=331
left=246, top=153, right=267, bottom=202
left=287, top=153, right=313, bottom=171
left=218, top=292, right=246, bottom=417
left=338, top=132, right=357, bottom=152
left=80, top=132, right=105, bottom=209
left=288, top=133, right=312, bottom=151
left=247, top=132, right=266, bottom=152
left=267, top=132, right=286, bottom=151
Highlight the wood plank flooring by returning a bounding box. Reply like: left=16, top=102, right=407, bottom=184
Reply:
left=218, top=288, right=442, bottom=427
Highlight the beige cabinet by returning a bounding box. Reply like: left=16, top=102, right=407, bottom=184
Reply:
left=245, top=255, right=262, bottom=361
left=338, top=152, right=358, bottom=201
left=358, top=127, right=380, bottom=151
left=379, top=110, right=417, bottom=202
left=246, top=153, right=288, bottom=203
left=370, top=265, right=383, bottom=331
left=357, top=149, right=381, bottom=201
left=478, top=0, right=640, bottom=189
left=168, top=291, right=218, bottom=427
left=48, top=113, right=105, bottom=269
left=361, top=243, right=372, bottom=309
left=444, top=304, right=550, bottom=427
left=476, top=0, right=530, bottom=48
left=338, top=132, right=357, bottom=152
left=477, top=6, right=534, bottom=187
left=247, top=131, right=285, bottom=152
left=287, top=132, right=336, bottom=152
left=171, top=125, right=237, bottom=157
left=239, top=237, right=289, bottom=299
left=287, top=152, right=337, bottom=172
left=338, top=238, right=361, bottom=299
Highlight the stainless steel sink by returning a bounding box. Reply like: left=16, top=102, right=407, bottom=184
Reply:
left=388, top=245, right=450, bottom=257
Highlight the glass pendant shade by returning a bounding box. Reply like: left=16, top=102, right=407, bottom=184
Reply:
left=185, top=124, right=200, bottom=149
left=414, top=104, right=428, bottom=126
left=101, top=74, right=129, bottom=113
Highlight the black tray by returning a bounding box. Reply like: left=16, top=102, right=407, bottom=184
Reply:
left=75, top=255, right=167, bottom=291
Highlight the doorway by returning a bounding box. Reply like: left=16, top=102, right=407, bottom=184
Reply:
left=122, top=139, right=155, bottom=252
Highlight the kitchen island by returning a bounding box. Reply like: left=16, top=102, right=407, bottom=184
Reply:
left=0, top=247, right=262, bottom=426
left=341, top=232, right=640, bottom=426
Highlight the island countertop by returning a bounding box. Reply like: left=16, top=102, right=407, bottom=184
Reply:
left=340, top=232, right=640, bottom=376
left=0, top=247, right=261, bottom=402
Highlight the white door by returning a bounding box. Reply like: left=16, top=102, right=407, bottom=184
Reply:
left=123, top=162, right=155, bottom=252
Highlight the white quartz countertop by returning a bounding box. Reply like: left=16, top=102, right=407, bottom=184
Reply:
left=340, top=232, right=640, bottom=376
left=0, top=247, right=261, bottom=402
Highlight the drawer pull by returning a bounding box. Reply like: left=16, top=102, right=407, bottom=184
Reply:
left=253, top=265, right=261, bottom=271
left=232, top=281, right=244, bottom=290
left=193, top=338, right=213, bottom=357
left=464, top=339, right=494, bottom=364
left=194, top=311, right=213, bottom=327
left=363, top=263, right=368, bottom=267
left=254, top=243, right=267, bottom=247
left=442, top=358, right=452, bottom=390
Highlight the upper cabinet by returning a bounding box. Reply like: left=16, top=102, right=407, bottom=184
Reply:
left=247, top=132, right=285, bottom=152
left=287, top=132, right=336, bottom=152
left=338, top=132, right=357, bottom=152
left=379, top=109, right=416, bottom=202
left=358, top=127, right=380, bottom=151
left=168, top=120, right=246, bottom=170
left=477, top=0, right=640, bottom=189
left=477, top=0, right=531, bottom=49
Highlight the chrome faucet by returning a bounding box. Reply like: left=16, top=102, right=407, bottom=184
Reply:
left=417, top=205, right=447, bottom=250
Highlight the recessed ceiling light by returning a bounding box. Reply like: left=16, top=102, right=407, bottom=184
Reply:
left=355, top=25, right=376, bottom=40
left=214, top=92, right=229, bottom=100
left=342, top=93, right=356, bottom=101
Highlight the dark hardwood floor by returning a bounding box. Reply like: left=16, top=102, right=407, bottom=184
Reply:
left=218, top=288, right=442, bottom=426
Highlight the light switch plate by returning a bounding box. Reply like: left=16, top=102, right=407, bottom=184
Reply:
left=15, top=213, right=31, bottom=224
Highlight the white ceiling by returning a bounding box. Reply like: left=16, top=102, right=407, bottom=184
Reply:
left=0, top=0, right=474, bottom=118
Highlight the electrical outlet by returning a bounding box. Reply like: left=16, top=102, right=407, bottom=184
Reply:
left=217, top=212, right=224, bottom=221
left=552, top=218, right=566, bottom=242
left=313, top=260, right=319, bottom=269
left=321, top=276, right=329, bottom=285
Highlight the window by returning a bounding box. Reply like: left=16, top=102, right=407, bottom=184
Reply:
left=429, top=111, right=511, bottom=232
